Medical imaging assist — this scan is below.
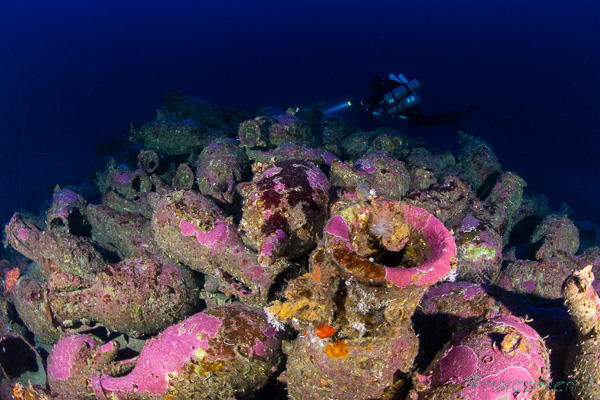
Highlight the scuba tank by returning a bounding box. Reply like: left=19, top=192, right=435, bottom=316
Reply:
left=358, top=74, right=422, bottom=119
left=384, top=92, right=421, bottom=116
left=381, top=78, right=421, bottom=106
left=381, top=78, right=421, bottom=117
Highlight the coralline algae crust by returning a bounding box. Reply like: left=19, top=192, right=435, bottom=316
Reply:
left=49, top=334, right=99, bottom=381
left=100, top=312, right=222, bottom=394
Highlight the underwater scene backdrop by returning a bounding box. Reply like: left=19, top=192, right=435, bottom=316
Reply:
left=1, top=1, right=600, bottom=400
left=2, top=0, right=599, bottom=227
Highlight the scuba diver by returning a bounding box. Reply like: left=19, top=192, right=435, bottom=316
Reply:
left=351, top=73, right=472, bottom=131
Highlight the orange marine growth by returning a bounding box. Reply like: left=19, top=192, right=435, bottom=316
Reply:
left=324, top=339, right=348, bottom=359
left=12, top=382, right=49, bottom=400
left=315, top=323, right=335, bottom=339
left=4, top=267, right=20, bottom=295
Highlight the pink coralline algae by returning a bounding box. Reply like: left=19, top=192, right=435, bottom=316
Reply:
left=415, top=280, right=574, bottom=365
left=150, top=189, right=296, bottom=306
left=409, top=315, right=554, bottom=399
left=325, top=199, right=456, bottom=290
left=48, top=305, right=284, bottom=400
left=240, top=159, right=330, bottom=265
left=48, top=334, right=119, bottom=400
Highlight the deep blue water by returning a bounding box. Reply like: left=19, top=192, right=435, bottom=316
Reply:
left=2, top=0, right=599, bottom=227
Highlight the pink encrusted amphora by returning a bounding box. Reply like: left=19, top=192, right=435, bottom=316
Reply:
left=48, top=305, right=285, bottom=400
left=326, top=197, right=458, bottom=321
left=281, top=197, right=457, bottom=400
left=150, top=189, right=296, bottom=307
left=408, top=315, right=553, bottom=399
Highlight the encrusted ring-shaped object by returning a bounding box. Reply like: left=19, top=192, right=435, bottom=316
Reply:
left=325, top=200, right=457, bottom=288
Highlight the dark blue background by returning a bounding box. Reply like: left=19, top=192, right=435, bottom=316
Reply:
left=2, top=0, right=599, bottom=227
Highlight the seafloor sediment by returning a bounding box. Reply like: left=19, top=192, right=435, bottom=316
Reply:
left=1, top=91, right=599, bottom=400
